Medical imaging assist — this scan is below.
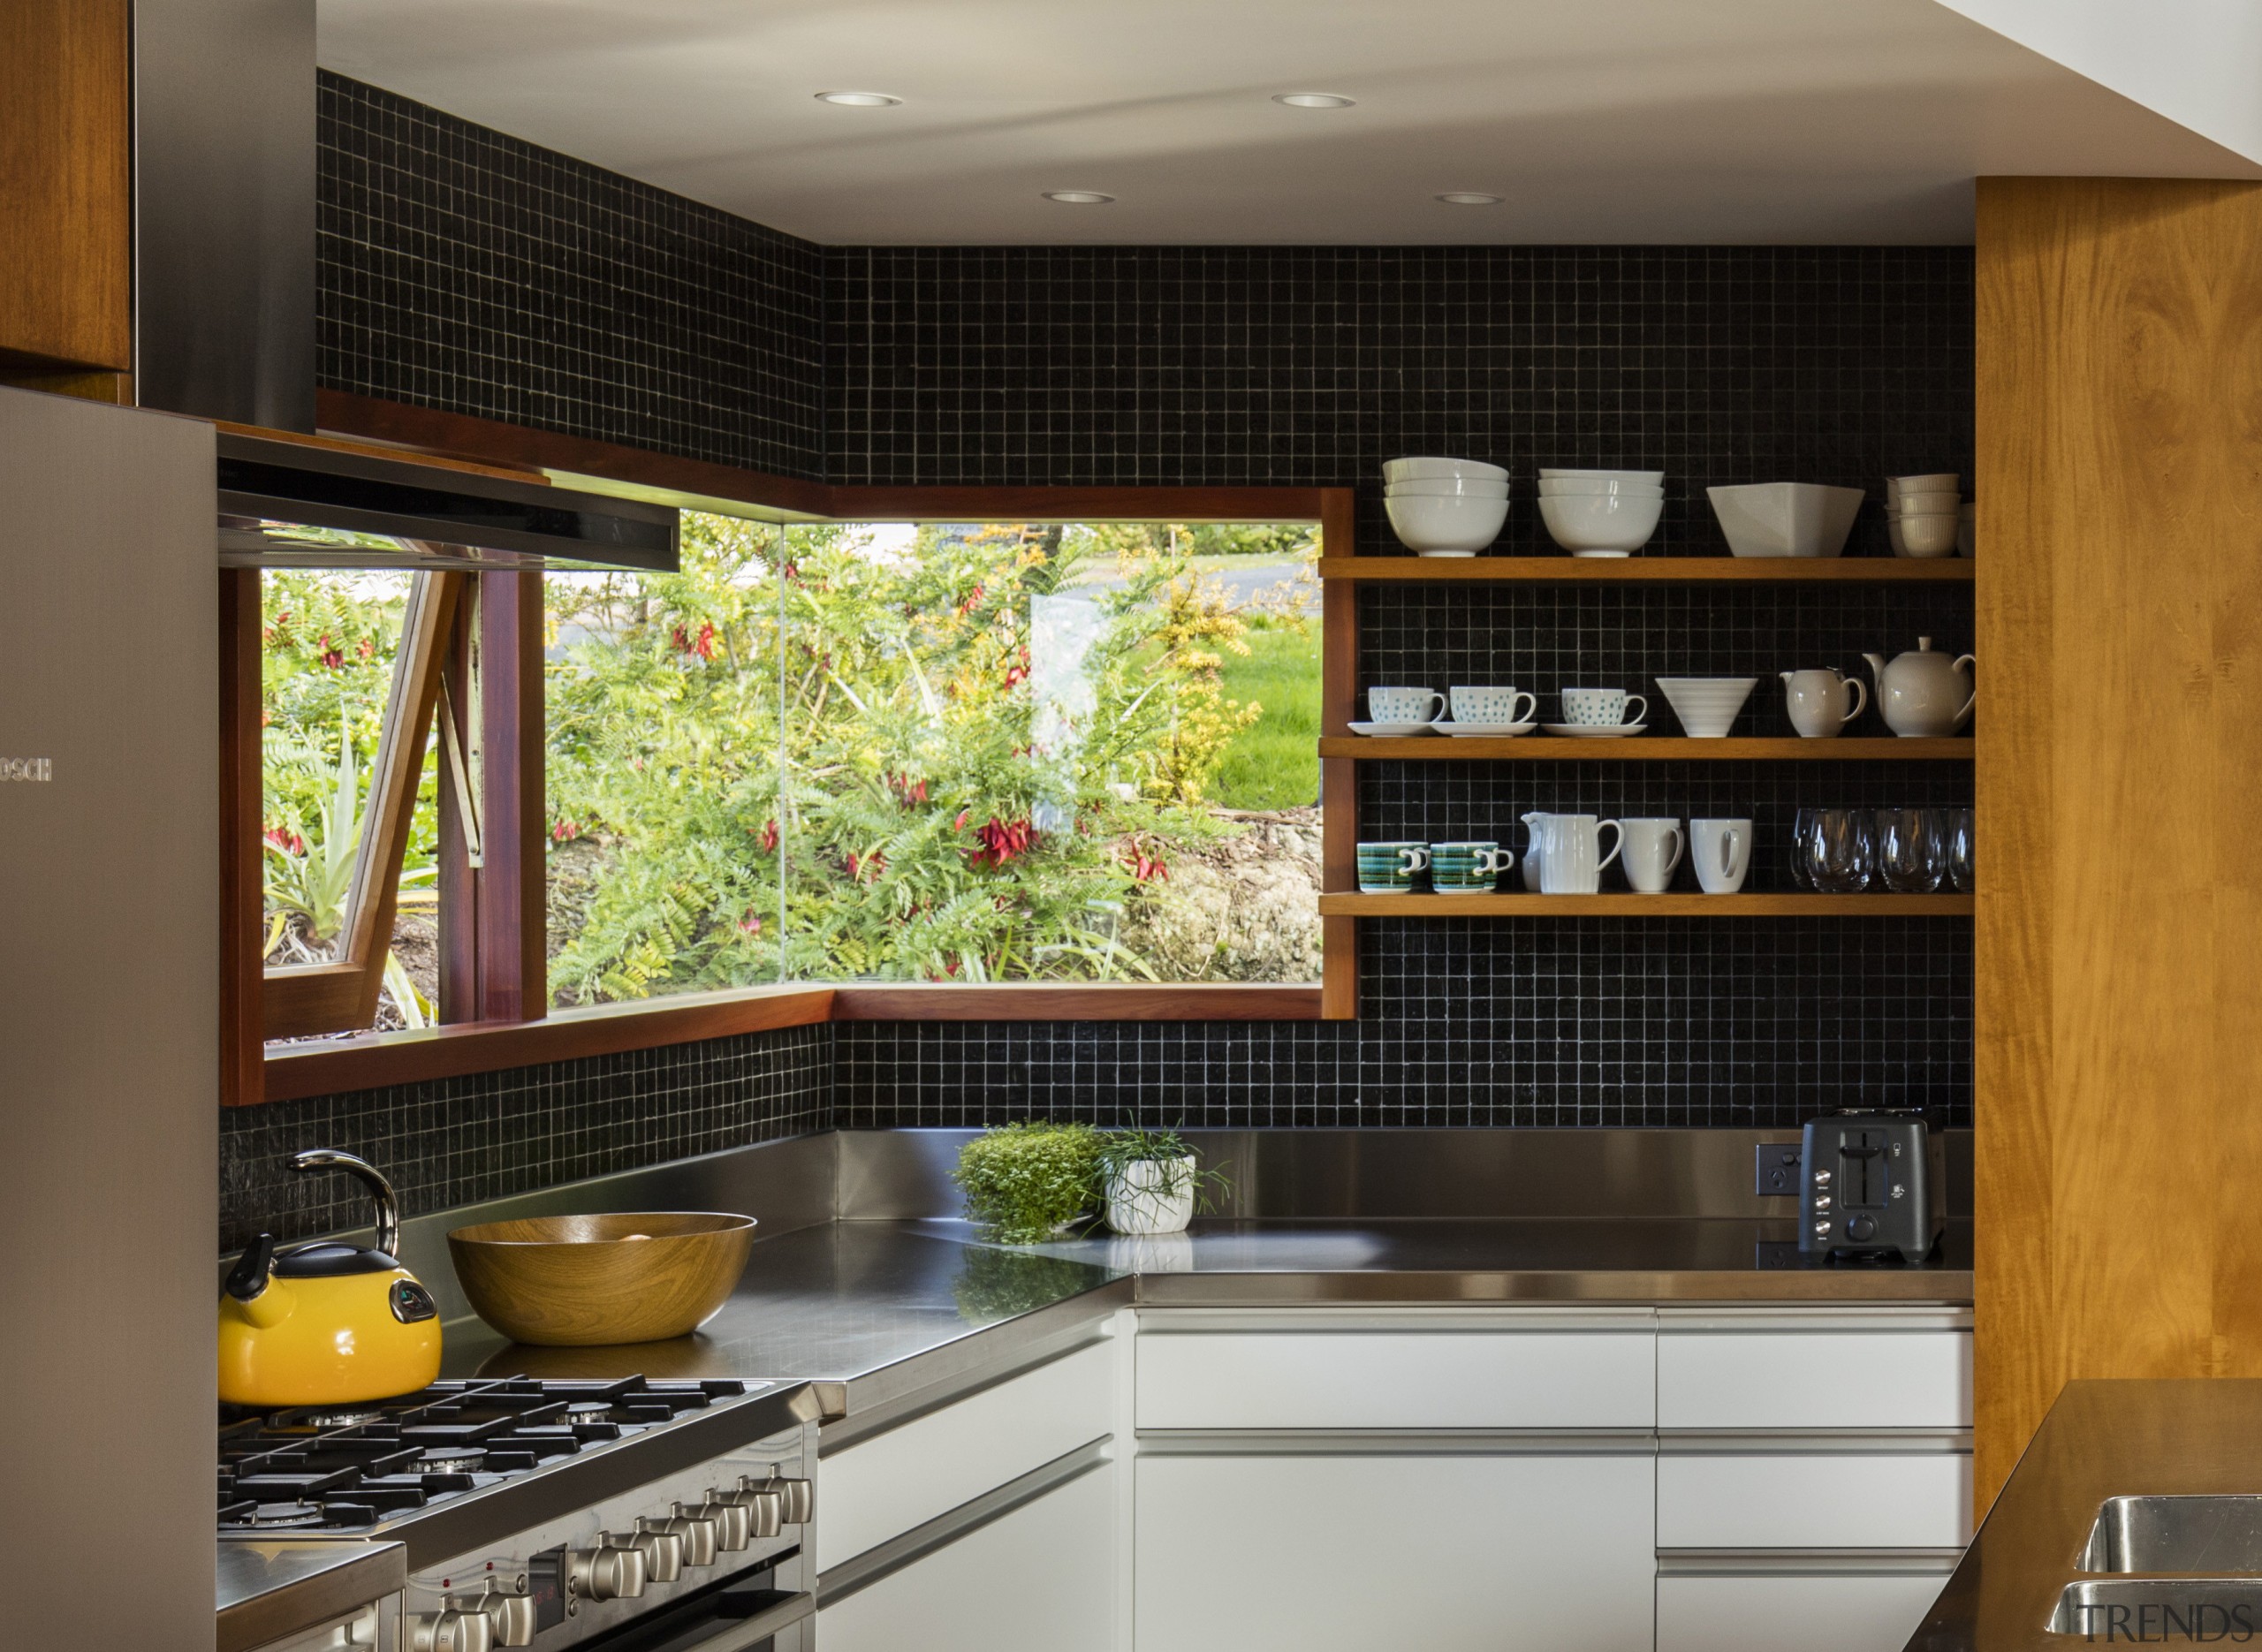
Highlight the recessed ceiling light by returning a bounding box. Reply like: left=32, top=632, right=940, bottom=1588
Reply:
left=1273, top=92, right=1355, bottom=109
left=1043, top=190, right=1116, bottom=205
left=1435, top=192, right=1504, bottom=206
left=815, top=91, right=901, bottom=107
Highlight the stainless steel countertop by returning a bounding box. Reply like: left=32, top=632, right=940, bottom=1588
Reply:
left=217, top=1540, right=405, bottom=1652
left=1910, top=1380, right=2262, bottom=1650
left=433, top=1216, right=1972, bottom=1418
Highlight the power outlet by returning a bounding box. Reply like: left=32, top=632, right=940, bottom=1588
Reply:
left=1755, top=1143, right=1803, bottom=1199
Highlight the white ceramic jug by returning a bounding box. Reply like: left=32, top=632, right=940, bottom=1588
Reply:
left=1862, top=637, right=1975, bottom=738
left=1533, top=814, right=1623, bottom=895
left=1780, top=669, right=1869, bottom=739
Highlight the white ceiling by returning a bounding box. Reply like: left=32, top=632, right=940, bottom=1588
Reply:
left=316, top=0, right=2261, bottom=246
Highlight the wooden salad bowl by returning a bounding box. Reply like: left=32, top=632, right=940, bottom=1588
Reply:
left=447, top=1211, right=757, bottom=1345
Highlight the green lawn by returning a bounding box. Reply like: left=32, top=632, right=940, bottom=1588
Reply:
left=1211, top=620, right=1321, bottom=809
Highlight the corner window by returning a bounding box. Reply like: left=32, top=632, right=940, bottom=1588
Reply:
left=542, top=514, right=1321, bottom=1004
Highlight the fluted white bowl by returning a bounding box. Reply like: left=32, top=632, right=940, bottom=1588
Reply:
left=1537, top=491, right=1662, bottom=554
left=1655, top=677, right=1757, bottom=738
left=1383, top=456, right=1508, bottom=483
left=1386, top=491, right=1509, bottom=553
left=1896, top=489, right=1961, bottom=515
left=1895, top=512, right=1960, bottom=557
left=1887, top=473, right=1960, bottom=496
left=1540, top=467, right=1665, bottom=484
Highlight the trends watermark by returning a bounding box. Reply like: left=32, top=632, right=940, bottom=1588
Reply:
left=2071, top=1601, right=2257, bottom=1642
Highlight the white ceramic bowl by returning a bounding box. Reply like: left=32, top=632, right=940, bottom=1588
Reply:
left=1888, top=472, right=1960, bottom=495
left=1537, top=479, right=1662, bottom=497
left=1539, top=467, right=1666, bottom=484
left=1385, top=478, right=1510, bottom=498
left=1383, top=456, right=1508, bottom=483
left=1896, top=512, right=1960, bottom=557
left=1385, top=492, right=1509, bottom=553
left=1655, top=677, right=1757, bottom=739
left=1705, top=482, right=1864, bottom=558
left=1887, top=516, right=1907, bottom=556
left=1537, top=492, right=1662, bottom=554
left=1896, top=489, right=1961, bottom=515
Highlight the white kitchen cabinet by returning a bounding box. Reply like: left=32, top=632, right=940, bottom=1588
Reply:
left=1657, top=1447, right=1973, bottom=1550
left=816, top=1459, right=1116, bottom=1652
left=1657, top=1308, right=1972, bottom=1431
left=1657, top=1567, right=1956, bottom=1652
left=1135, top=1448, right=1656, bottom=1652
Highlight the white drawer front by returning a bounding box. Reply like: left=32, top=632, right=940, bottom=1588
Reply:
left=1658, top=1570, right=1955, bottom=1652
left=1658, top=1328, right=1971, bottom=1429
left=817, top=1338, right=1114, bottom=1572
left=1657, top=1451, right=1973, bottom=1550
left=1136, top=1328, right=1656, bottom=1430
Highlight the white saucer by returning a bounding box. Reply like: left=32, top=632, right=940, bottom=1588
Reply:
left=1438, top=722, right=1537, bottom=738
left=1542, top=723, right=1650, bottom=738
left=1414, top=549, right=1479, bottom=557
left=1347, top=721, right=1440, bottom=737
left=1568, top=549, right=1633, bottom=558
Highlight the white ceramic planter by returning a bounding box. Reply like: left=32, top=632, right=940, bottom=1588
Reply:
left=1105, top=1156, right=1197, bottom=1234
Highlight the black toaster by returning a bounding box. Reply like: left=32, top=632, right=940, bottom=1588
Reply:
left=1797, top=1110, right=1944, bottom=1262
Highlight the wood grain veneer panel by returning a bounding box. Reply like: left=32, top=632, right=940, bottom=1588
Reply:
left=0, top=0, right=131, bottom=372
left=1973, top=178, right=2262, bottom=1512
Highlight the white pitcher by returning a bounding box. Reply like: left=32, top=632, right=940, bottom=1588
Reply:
left=1532, top=814, right=1623, bottom=895
left=1780, top=669, right=1868, bottom=739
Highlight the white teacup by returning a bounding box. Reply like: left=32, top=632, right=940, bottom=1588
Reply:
left=1691, top=818, right=1753, bottom=893
left=1369, top=686, right=1445, bottom=725
left=1620, top=818, right=1685, bottom=893
left=1447, top=685, right=1537, bottom=726
left=1560, top=686, right=1648, bottom=728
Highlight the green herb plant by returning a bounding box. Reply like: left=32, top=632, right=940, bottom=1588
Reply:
left=1093, top=1125, right=1232, bottom=1216
left=951, top=1122, right=1104, bottom=1243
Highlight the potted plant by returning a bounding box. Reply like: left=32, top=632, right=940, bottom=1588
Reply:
left=1095, top=1126, right=1228, bottom=1236
left=951, top=1122, right=1104, bottom=1243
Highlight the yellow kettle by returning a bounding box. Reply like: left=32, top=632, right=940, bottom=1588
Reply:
left=218, top=1148, right=443, bottom=1408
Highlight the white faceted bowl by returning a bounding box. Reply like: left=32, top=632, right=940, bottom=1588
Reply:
left=1705, top=481, right=1865, bottom=558
left=1539, top=467, right=1665, bottom=484
left=1537, top=491, right=1662, bottom=554
left=1655, top=676, right=1758, bottom=738
left=1383, top=456, right=1508, bottom=483
left=1386, top=491, right=1509, bottom=553
left=1385, top=478, right=1510, bottom=498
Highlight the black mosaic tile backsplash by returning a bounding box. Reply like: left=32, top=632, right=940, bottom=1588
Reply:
left=318, top=74, right=825, bottom=478
left=223, top=1027, right=829, bottom=1251
left=282, top=94, right=1977, bottom=1239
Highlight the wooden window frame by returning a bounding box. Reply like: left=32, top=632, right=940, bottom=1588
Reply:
left=223, top=392, right=1355, bottom=1106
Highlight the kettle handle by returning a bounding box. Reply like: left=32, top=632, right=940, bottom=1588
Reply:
left=224, top=1232, right=277, bottom=1302
left=1953, top=653, right=1977, bottom=728
left=290, top=1148, right=401, bottom=1262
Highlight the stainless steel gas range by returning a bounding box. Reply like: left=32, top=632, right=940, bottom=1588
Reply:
left=219, top=1375, right=821, bottom=1652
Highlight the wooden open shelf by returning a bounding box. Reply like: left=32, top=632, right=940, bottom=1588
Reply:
left=1318, top=556, right=1973, bottom=583
left=1321, top=892, right=1975, bottom=917
left=1320, top=736, right=1972, bottom=761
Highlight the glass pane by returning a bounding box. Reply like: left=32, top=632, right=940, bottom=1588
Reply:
left=260, top=571, right=441, bottom=1032
left=543, top=515, right=788, bottom=1008
left=779, top=521, right=1322, bottom=982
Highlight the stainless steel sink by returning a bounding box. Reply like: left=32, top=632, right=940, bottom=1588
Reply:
left=2080, top=1497, right=2262, bottom=1573
left=2051, top=1580, right=2262, bottom=1636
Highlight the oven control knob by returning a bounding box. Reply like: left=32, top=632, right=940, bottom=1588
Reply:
left=695, top=1492, right=754, bottom=1551
left=643, top=1512, right=717, bottom=1569
left=568, top=1536, right=648, bottom=1601
left=727, top=1480, right=786, bottom=1539
left=410, top=1609, right=493, bottom=1652
left=626, top=1522, right=686, bottom=1582
left=745, top=1470, right=814, bottom=1525
left=444, top=1588, right=535, bottom=1649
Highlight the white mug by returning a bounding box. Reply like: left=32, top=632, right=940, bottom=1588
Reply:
left=1560, top=686, right=1649, bottom=728
left=1780, top=669, right=1869, bottom=739
left=1620, top=818, right=1685, bottom=893
left=1691, top=818, right=1753, bottom=893
left=1535, top=814, right=1624, bottom=895
left=1369, top=686, right=1445, bottom=725
left=1447, top=685, right=1537, bottom=726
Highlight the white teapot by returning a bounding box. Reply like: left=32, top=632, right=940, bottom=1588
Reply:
left=1862, top=637, right=1975, bottom=738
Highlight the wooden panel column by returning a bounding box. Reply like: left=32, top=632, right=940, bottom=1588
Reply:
left=219, top=572, right=264, bottom=1107
left=1317, top=489, right=1359, bottom=1019
left=1974, top=177, right=2262, bottom=1508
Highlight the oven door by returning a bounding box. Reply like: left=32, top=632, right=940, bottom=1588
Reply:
left=571, top=1559, right=812, bottom=1652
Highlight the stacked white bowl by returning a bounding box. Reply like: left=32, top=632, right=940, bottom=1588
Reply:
left=1537, top=468, right=1665, bottom=557
left=1886, top=473, right=1963, bottom=559
left=1384, top=458, right=1509, bottom=555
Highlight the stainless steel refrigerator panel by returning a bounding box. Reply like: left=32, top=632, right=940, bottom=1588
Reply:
left=0, top=387, right=219, bottom=1648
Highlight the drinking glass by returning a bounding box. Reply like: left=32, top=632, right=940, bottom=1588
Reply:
left=1804, top=808, right=1874, bottom=894
left=1877, top=807, right=1947, bottom=894
left=1947, top=807, right=1975, bottom=893
left=1788, top=808, right=1820, bottom=890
